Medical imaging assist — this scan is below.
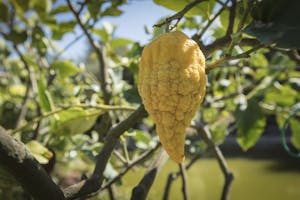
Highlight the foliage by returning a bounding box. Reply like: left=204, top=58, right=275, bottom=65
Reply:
left=0, top=0, right=299, bottom=199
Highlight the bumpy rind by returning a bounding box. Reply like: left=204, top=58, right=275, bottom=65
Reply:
left=138, top=31, right=206, bottom=163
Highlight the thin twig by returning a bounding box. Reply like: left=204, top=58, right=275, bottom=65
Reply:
left=13, top=45, right=32, bottom=129
left=113, top=150, right=128, bottom=165
left=226, top=1, right=252, bottom=55
left=163, top=154, right=202, bottom=200
left=154, top=0, right=208, bottom=30
left=101, top=143, right=160, bottom=191
left=206, top=44, right=264, bottom=72
left=193, top=0, right=230, bottom=41
left=194, top=125, right=234, bottom=200
left=66, top=0, right=110, bottom=104
left=54, top=33, right=85, bottom=59
left=179, top=163, right=189, bottom=200
left=203, top=37, right=260, bottom=56
left=226, top=0, right=237, bottom=36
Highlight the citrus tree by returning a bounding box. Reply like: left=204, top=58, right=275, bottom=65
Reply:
left=0, top=0, right=299, bottom=199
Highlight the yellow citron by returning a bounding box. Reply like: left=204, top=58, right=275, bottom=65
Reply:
left=138, top=31, right=206, bottom=163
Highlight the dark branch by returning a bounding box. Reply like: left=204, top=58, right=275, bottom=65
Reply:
left=163, top=154, right=202, bottom=200
left=130, top=149, right=168, bottom=200
left=107, top=185, right=116, bottom=200
left=179, top=163, right=189, bottom=200
left=226, top=0, right=237, bottom=36
left=195, top=125, right=234, bottom=200
left=154, top=0, right=208, bottom=30
left=163, top=173, right=176, bottom=200
left=203, top=36, right=260, bottom=57
left=63, top=105, right=148, bottom=199
left=0, top=126, right=65, bottom=200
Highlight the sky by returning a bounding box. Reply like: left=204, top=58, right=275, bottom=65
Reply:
left=59, top=0, right=174, bottom=60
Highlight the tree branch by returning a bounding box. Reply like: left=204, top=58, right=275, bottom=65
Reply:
left=163, top=154, right=202, bottom=200
left=66, top=0, right=110, bottom=104
left=0, top=126, right=65, bottom=200
left=179, top=163, right=189, bottom=200
left=206, top=44, right=264, bottom=73
left=100, top=143, right=160, bottom=191
left=203, top=36, right=260, bottom=56
left=154, top=0, right=208, bottom=30
left=13, top=45, right=32, bottom=129
left=63, top=105, right=148, bottom=199
left=194, top=125, right=234, bottom=200
left=193, top=0, right=230, bottom=41
left=130, top=149, right=168, bottom=200
left=226, top=0, right=237, bottom=37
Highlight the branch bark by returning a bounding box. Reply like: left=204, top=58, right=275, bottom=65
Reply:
left=226, top=0, right=237, bottom=37
left=162, top=154, right=202, bottom=200
left=130, top=149, right=168, bottom=200
left=63, top=105, right=148, bottom=199
left=179, top=163, right=189, bottom=200
left=154, top=0, right=208, bottom=30
left=195, top=125, right=234, bottom=200
left=203, top=36, right=260, bottom=56
left=0, top=126, right=65, bottom=200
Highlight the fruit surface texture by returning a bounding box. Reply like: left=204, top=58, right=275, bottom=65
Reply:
left=138, top=31, right=206, bottom=163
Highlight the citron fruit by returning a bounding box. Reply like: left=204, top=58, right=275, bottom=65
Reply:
left=138, top=31, right=206, bottom=163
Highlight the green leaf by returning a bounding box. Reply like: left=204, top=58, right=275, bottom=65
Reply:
left=235, top=99, right=266, bottom=151
left=131, top=130, right=151, bottom=149
left=31, top=0, right=51, bottom=18
left=101, top=7, right=122, bottom=17
left=37, top=79, right=54, bottom=113
left=50, top=5, right=70, bottom=15
left=291, top=118, right=300, bottom=149
left=87, top=0, right=102, bottom=19
left=210, top=111, right=231, bottom=145
left=111, top=38, right=133, bottom=49
left=52, top=108, right=104, bottom=136
left=32, top=25, right=47, bottom=56
left=202, top=107, right=218, bottom=122
left=49, top=21, right=76, bottom=40
left=249, top=52, right=268, bottom=68
left=92, top=28, right=110, bottom=42
left=11, top=0, right=29, bottom=13
left=0, top=2, right=8, bottom=22
left=265, top=85, right=298, bottom=107
left=244, top=0, right=300, bottom=48
left=5, top=29, right=27, bottom=44
left=25, top=140, right=53, bottom=164
left=247, top=73, right=278, bottom=99
left=51, top=60, right=80, bottom=78
left=123, top=86, right=141, bottom=104
left=153, top=0, right=215, bottom=18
